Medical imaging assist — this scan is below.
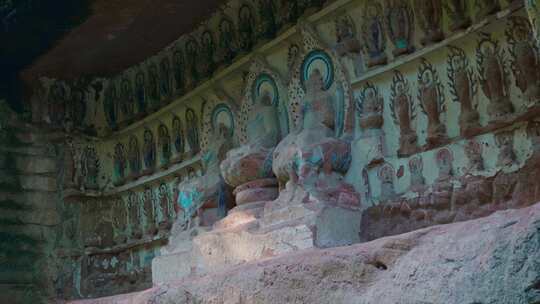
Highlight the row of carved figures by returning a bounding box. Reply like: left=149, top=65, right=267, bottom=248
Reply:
left=82, top=184, right=180, bottom=248
left=358, top=17, right=539, bottom=156
left=112, top=113, right=201, bottom=184
left=364, top=120, right=540, bottom=204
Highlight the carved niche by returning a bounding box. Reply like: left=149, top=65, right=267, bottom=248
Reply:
left=185, top=37, right=200, bottom=88
left=390, top=70, right=418, bottom=156
left=135, top=70, right=147, bottom=116
left=495, top=131, right=516, bottom=167
left=142, top=129, right=156, bottom=175
left=104, top=82, right=119, bottom=131
left=173, top=49, right=185, bottom=94
left=200, top=30, right=216, bottom=78
left=506, top=16, right=540, bottom=105
left=409, top=155, right=426, bottom=193
left=418, top=58, right=447, bottom=147
left=112, top=198, right=128, bottom=245
left=361, top=2, right=388, bottom=67
left=48, top=81, right=67, bottom=127
left=127, top=191, right=142, bottom=240
left=357, top=82, right=384, bottom=131
left=432, top=148, right=454, bottom=209
left=385, top=0, right=415, bottom=56
left=464, top=139, right=485, bottom=172
left=158, top=124, right=171, bottom=168
left=172, top=116, right=185, bottom=163
left=158, top=183, right=173, bottom=231
left=142, top=188, right=157, bottom=236
left=159, top=57, right=172, bottom=99
left=414, top=0, right=445, bottom=45
left=113, top=143, right=127, bottom=185
left=476, top=33, right=514, bottom=121
left=378, top=163, right=396, bottom=202
left=362, top=168, right=372, bottom=203
left=218, top=17, right=237, bottom=65
left=120, top=78, right=134, bottom=122
left=335, top=14, right=361, bottom=55
left=128, top=135, right=141, bottom=180
left=443, top=0, right=471, bottom=32
left=147, top=63, right=160, bottom=108
left=238, top=4, right=256, bottom=53
left=475, top=0, right=500, bottom=19
left=258, top=0, right=277, bottom=41
left=82, top=146, right=100, bottom=191
left=447, top=46, right=479, bottom=136
left=185, top=108, right=201, bottom=155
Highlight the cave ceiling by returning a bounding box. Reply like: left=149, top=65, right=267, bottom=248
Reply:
left=21, top=0, right=227, bottom=83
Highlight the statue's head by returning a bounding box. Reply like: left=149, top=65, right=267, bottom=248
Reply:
left=307, top=68, right=325, bottom=92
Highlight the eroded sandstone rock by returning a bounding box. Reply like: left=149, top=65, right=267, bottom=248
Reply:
left=70, top=202, right=540, bottom=304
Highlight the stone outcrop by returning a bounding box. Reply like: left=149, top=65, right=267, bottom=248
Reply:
left=70, top=202, right=540, bottom=304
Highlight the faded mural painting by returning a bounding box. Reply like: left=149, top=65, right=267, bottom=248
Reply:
left=27, top=0, right=540, bottom=299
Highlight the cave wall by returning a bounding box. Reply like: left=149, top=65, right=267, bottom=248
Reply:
left=29, top=0, right=540, bottom=300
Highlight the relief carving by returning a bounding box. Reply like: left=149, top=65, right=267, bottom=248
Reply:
left=418, top=58, right=447, bottom=147
left=476, top=34, right=514, bottom=121
left=362, top=2, right=388, bottom=67
left=414, top=0, right=444, bottom=45
left=447, top=46, right=479, bottom=136
left=385, top=0, right=415, bottom=56
left=443, top=0, right=471, bottom=32
left=390, top=70, right=418, bottom=156
left=507, top=16, right=540, bottom=105
left=495, top=131, right=516, bottom=167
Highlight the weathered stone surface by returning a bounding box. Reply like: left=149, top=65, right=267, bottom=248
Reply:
left=69, top=202, right=540, bottom=304
left=220, top=145, right=274, bottom=188
left=18, top=175, right=57, bottom=192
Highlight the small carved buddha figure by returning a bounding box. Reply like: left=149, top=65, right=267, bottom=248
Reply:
left=143, top=129, right=156, bottom=175
left=386, top=0, right=414, bottom=56
left=362, top=168, right=372, bottom=203
left=436, top=148, right=454, bottom=181
left=302, top=68, right=335, bottom=133
left=415, top=0, right=444, bottom=45
left=358, top=83, right=384, bottom=130
left=475, top=0, right=500, bottom=19
left=527, top=121, right=540, bottom=153
left=495, top=131, right=516, bottom=167
left=143, top=188, right=158, bottom=236
left=379, top=164, right=396, bottom=202
left=128, top=192, right=142, bottom=239
left=246, top=91, right=280, bottom=148
left=510, top=23, right=540, bottom=103
left=112, top=198, right=128, bottom=245
left=391, top=72, right=418, bottom=156
left=335, top=15, right=361, bottom=57
left=445, top=0, right=471, bottom=32
left=478, top=40, right=513, bottom=120
left=362, top=2, right=387, bottom=67
left=409, top=155, right=426, bottom=193
left=418, top=64, right=446, bottom=146
left=157, top=184, right=172, bottom=231
left=433, top=148, right=454, bottom=208
left=447, top=47, right=479, bottom=134
left=464, top=140, right=485, bottom=172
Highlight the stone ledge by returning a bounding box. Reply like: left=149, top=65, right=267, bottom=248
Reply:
left=67, top=202, right=540, bottom=304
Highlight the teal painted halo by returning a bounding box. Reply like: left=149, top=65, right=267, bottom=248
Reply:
left=252, top=73, right=279, bottom=106
left=301, top=50, right=334, bottom=91
left=211, top=103, right=234, bottom=137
